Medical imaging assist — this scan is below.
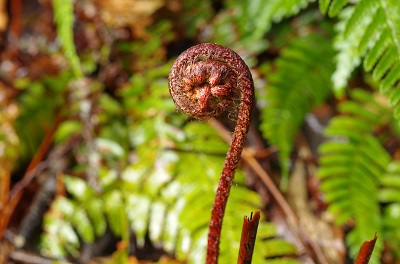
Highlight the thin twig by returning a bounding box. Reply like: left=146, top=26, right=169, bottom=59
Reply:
left=9, top=250, right=59, bottom=264
left=0, top=116, right=62, bottom=239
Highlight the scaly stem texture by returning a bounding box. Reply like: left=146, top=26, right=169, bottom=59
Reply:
left=168, top=43, right=254, bottom=264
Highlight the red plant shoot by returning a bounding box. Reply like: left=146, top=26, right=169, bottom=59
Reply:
left=168, top=43, right=254, bottom=264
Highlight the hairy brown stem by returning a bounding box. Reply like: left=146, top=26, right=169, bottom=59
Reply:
left=168, top=43, right=254, bottom=264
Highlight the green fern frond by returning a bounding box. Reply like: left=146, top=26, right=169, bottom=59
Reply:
left=227, top=0, right=314, bottom=42
left=324, top=0, right=400, bottom=120
left=318, top=88, right=393, bottom=263
left=41, top=194, right=96, bottom=257
left=259, top=33, right=335, bottom=188
left=53, top=0, right=82, bottom=78
left=127, top=119, right=299, bottom=263
left=41, top=125, right=299, bottom=262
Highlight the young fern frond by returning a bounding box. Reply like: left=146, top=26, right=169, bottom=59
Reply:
left=259, top=33, right=335, bottom=188
left=322, top=0, right=400, bottom=120
left=318, top=88, right=393, bottom=263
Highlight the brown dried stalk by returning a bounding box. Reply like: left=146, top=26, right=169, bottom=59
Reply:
left=168, top=43, right=254, bottom=264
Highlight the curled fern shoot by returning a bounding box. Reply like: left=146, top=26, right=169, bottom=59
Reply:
left=168, top=43, right=254, bottom=264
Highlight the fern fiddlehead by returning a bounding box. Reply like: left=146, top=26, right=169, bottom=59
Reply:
left=168, top=43, right=254, bottom=264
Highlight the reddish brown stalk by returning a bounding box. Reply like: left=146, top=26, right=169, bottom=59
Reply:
left=237, top=211, right=260, bottom=264
left=168, top=43, right=254, bottom=264
left=354, top=233, right=377, bottom=264
left=0, top=115, right=62, bottom=239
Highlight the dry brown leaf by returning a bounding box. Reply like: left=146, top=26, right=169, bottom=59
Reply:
left=0, top=0, right=8, bottom=32
left=94, top=0, right=166, bottom=37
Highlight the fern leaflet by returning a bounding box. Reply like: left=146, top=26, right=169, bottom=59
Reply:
left=379, top=161, right=400, bottom=258
left=53, top=0, right=83, bottom=78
